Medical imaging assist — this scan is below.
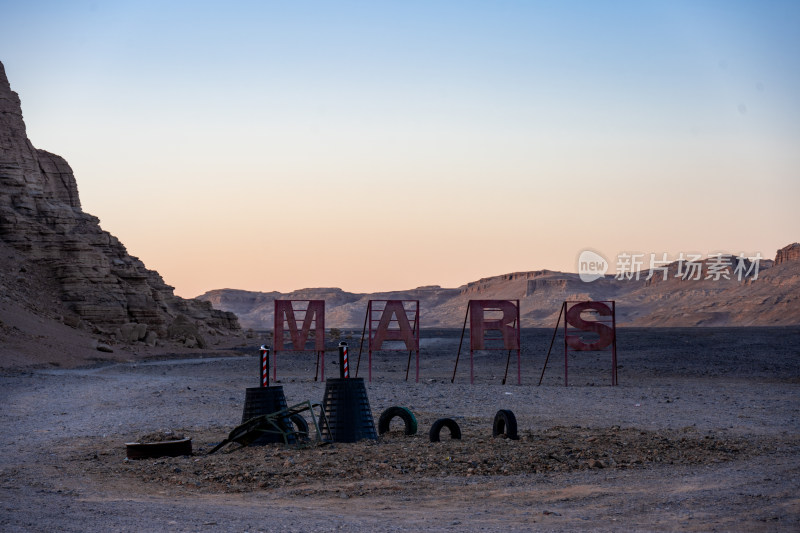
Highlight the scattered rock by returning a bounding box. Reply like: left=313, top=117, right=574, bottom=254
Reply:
left=62, top=315, right=82, bottom=329
left=168, top=315, right=206, bottom=348
left=588, top=458, right=604, bottom=469
left=144, top=330, right=157, bottom=347
left=137, top=431, right=184, bottom=443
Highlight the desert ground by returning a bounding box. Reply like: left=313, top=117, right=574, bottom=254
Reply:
left=1, top=327, right=799, bottom=532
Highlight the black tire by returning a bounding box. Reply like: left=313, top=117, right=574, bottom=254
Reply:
left=290, top=413, right=309, bottom=439
left=492, top=409, right=519, bottom=440
left=378, top=406, right=418, bottom=435
left=125, top=438, right=192, bottom=460
left=429, top=418, right=461, bottom=442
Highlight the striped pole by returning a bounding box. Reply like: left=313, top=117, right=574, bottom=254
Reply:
left=339, top=342, right=349, bottom=379
left=259, top=345, right=270, bottom=387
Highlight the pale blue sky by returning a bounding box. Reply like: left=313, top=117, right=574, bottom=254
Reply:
left=2, top=1, right=798, bottom=296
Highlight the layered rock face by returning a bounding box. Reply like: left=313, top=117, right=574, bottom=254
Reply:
left=200, top=244, right=800, bottom=329
left=0, top=61, right=239, bottom=344
left=775, top=243, right=800, bottom=265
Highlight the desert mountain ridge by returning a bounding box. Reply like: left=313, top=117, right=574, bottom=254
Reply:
left=0, top=60, right=241, bottom=368
left=199, top=243, right=800, bottom=329
left=2, top=58, right=797, bottom=371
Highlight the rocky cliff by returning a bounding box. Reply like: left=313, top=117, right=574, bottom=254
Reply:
left=0, top=61, right=240, bottom=349
left=200, top=243, right=800, bottom=329
left=775, top=243, right=800, bottom=265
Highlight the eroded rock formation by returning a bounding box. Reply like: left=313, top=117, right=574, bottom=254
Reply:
left=0, top=61, right=240, bottom=345
left=775, top=243, right=800, bottom=265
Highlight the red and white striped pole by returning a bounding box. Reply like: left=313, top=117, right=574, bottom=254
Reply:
left=338, top=342, right=349, bottom=379
left=259, top=345, right=270, bottom=387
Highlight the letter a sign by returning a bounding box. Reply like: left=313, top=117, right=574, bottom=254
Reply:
left=364, top=300, right=420, bottom=382
left=372, top=300, right=418, bottom=350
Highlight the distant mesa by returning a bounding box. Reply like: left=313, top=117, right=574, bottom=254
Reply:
left=775, top=243, right=800, bottom=265
left=198, top=243, right=800, bottom=329
left=0, top=60, right=240, bottom=356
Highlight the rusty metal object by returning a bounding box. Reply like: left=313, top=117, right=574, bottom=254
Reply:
left=468, top=300, right=520, bottom=350
left=563, top=300, right=618, bottom=386
left=538, top=302, right=566, bottom=386
left=357, top=300, right=420, bottom=382
left=452, top=300, right=521, bottom=385
left=565, top=301, right=614, bottom=351
left=208, top=400, right=330, bottom=454
left=273, top=300, right=326, bottom=381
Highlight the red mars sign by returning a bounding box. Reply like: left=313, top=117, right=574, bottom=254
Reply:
left=563, top=300, right=617, bottom=386
left=452, top=300, right=521, bottom=385
left=357, top=300, right=420, bottom=382
left=273, top=300, right=326, bottom=380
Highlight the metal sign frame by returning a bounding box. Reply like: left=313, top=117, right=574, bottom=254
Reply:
left=356, top=300, right=420, bottom=382
left=563, top=300, right=617, bottom=386
left=273, top=300, right=326, bottom=381
left=452, top=299, right=521, bottom=385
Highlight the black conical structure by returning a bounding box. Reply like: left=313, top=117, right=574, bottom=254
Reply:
left=320, top=378, right=377, bottom=443
left=241, top=386, right=295, bottom=444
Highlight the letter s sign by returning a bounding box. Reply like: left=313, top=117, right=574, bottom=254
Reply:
left=565, top=301, right=614, bottom=351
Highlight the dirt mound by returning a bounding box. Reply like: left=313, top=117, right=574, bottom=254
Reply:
left=70, top=423, right=770, bottom=495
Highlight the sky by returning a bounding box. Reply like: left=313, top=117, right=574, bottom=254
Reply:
left=1, top=0, right=798, bottom=297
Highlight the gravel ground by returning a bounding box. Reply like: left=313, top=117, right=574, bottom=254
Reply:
left=1, top=327, right=799, bottom=532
